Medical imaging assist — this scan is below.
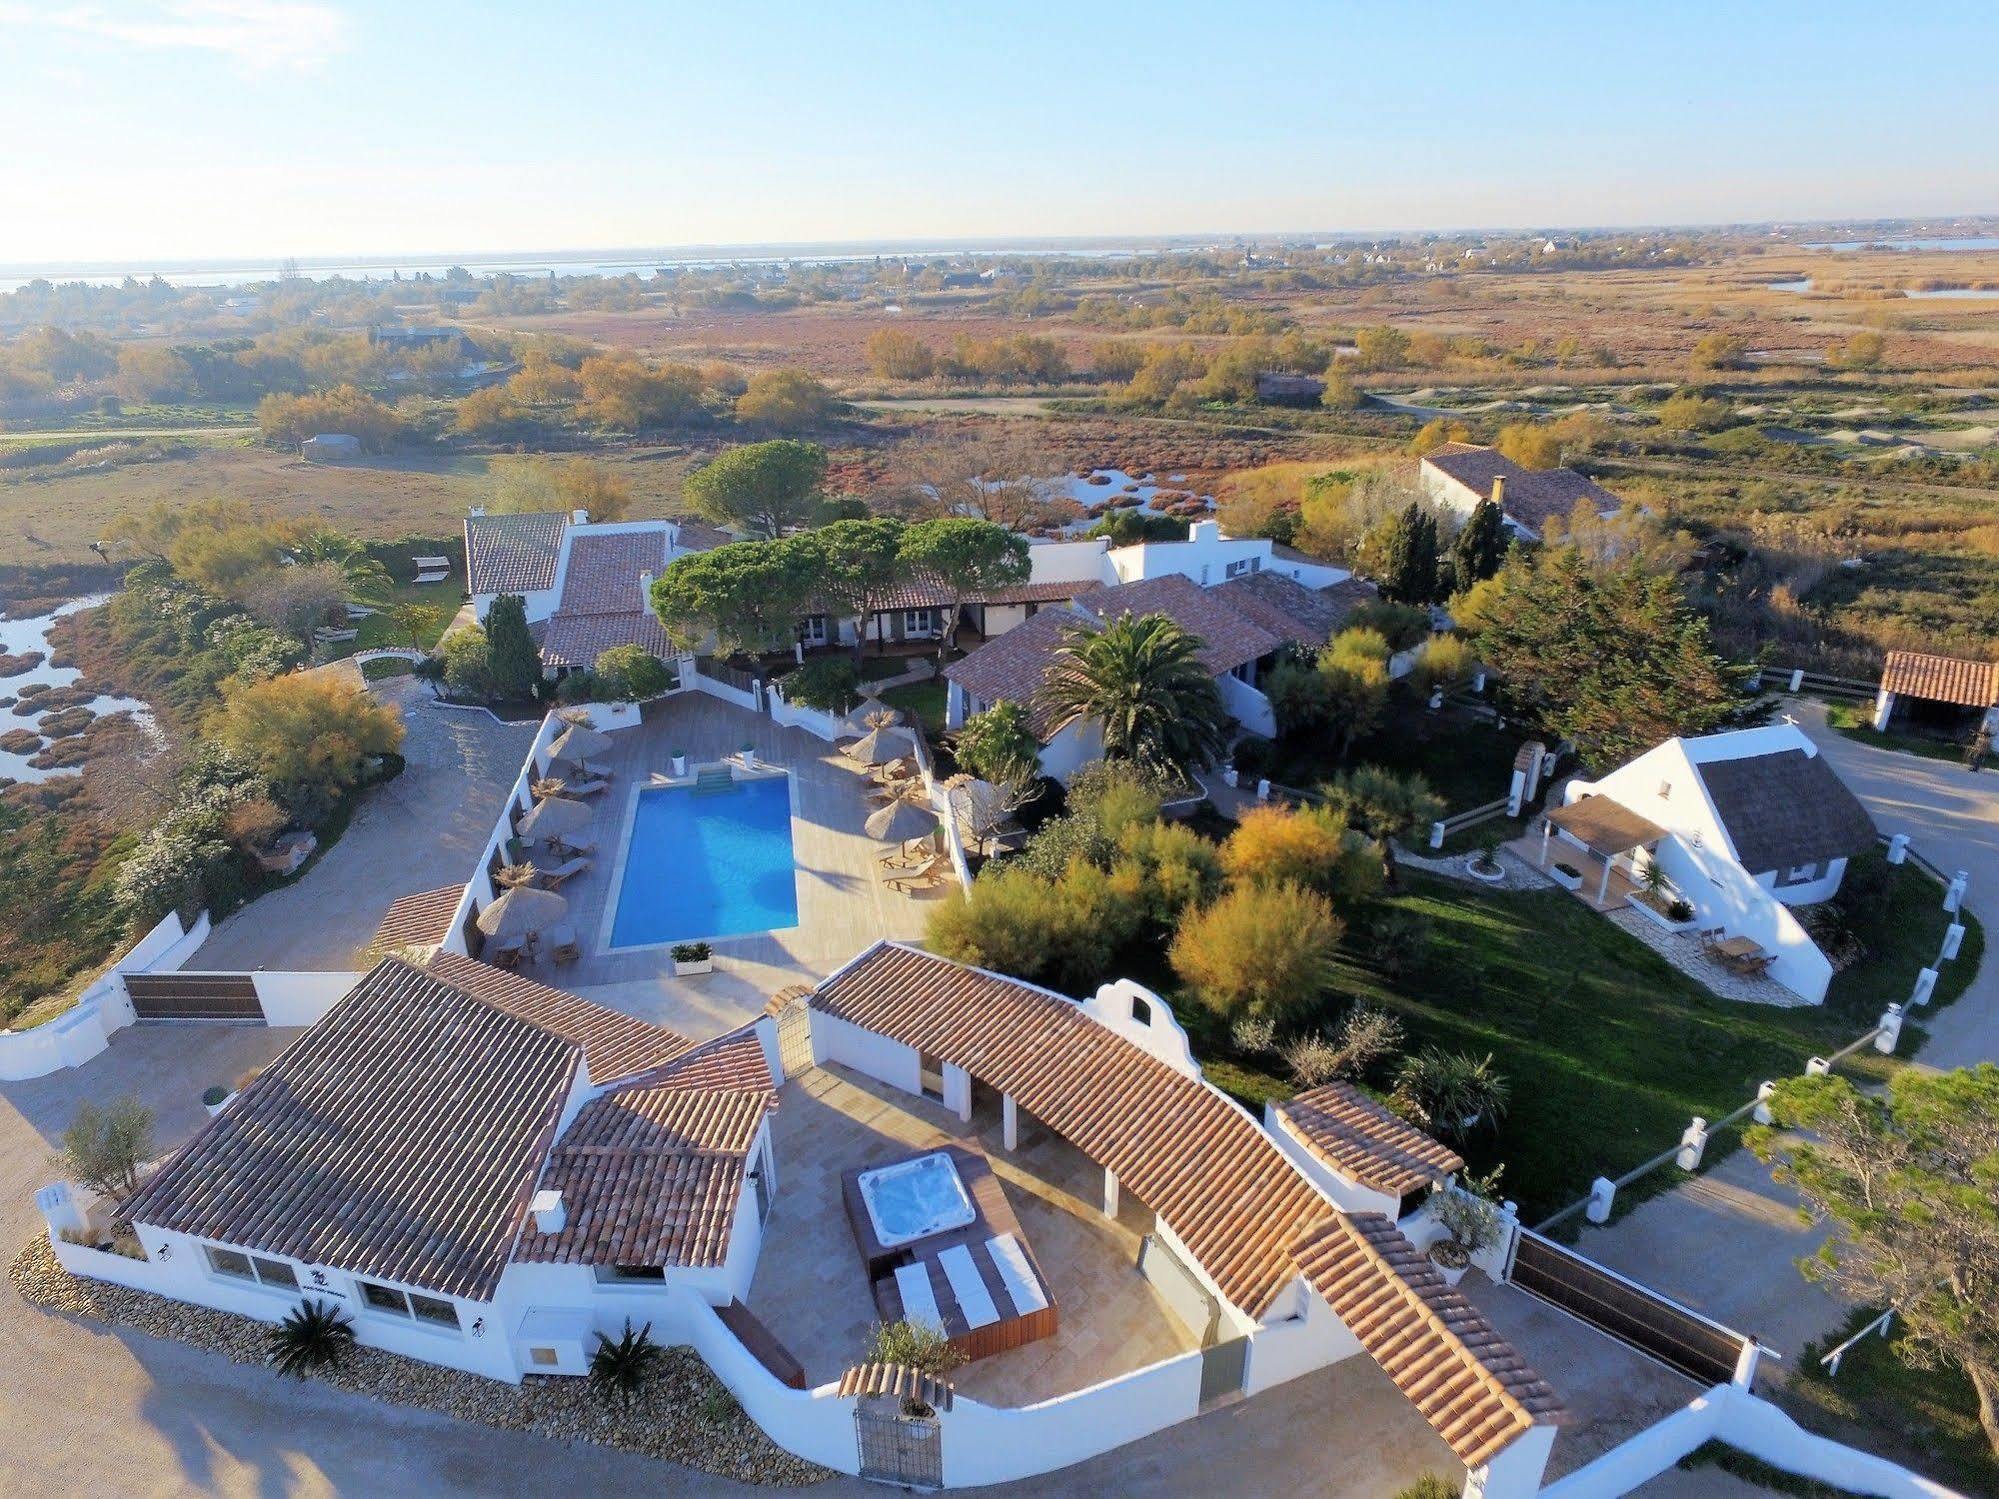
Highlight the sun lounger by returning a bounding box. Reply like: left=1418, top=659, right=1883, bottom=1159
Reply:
left=411, top=555, right=450, bottom=571
left=545, top=923, right=580, bottom=963
left=345, top=604, right=376, bottom=620
left=937, top=1245, right=999, bottom=1330
left=313, top=626, right=359, bottom=644
left=535, top=857, right=591, bottom=889
left=893, top=1263, right=946, bottom=1335
left=985, top=1234, right=1047, bottom=1315
left=562, top=777, right=609, bottom=798
left=414, top=570, right=449, bottom=586
left=887, top=854, right=950, bottom=891
left=547, top=835, right=596, bottom=859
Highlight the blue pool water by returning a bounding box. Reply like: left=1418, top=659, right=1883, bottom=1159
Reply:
left=608, top=776, right=799, bottom=948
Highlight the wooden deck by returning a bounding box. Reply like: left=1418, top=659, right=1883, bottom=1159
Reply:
left=499, top=692, right=948, bottom=1041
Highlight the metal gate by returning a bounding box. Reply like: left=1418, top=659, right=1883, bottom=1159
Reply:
left=1509, top=1231, right=1750, bottom=1386
left=124, top=972, right=263, bottom=1022
left=771, top=988, right=814, bottom=1079
left=1198, top=1334, right=1249, bottom=1404
left=854, top=1401, right=942, bottom=1487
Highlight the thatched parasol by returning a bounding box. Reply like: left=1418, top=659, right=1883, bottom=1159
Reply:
left=865, top=794, right=937, bottom=846
left=843, top=723, right=915, bottom=768
left=517, top=794, right=591, bottom=844
left=548, top=720, right=614, bottom=764
left=476, top=884, right=568, bottom=940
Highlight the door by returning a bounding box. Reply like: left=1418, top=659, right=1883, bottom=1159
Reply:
left=855, top=1402, right=942, bottom=1486
left=1199, top=1334, right=1249, bottom=1404
left=124, top=973, right=264, bottom=1021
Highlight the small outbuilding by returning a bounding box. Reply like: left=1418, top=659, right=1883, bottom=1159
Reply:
left=1872, top=650, right=1999, bottom=739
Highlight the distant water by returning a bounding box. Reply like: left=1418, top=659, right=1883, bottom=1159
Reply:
left=1768, top=277, right=1999, bottom=299
left=1804, top=237, right=1999, bottom=252
left=0, top=596, right=155, bottom=784
left=0, top=237, right=1213, bottom=295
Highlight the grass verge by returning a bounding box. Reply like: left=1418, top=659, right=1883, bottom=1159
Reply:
left=1821, top=700, right=1978, bottom=765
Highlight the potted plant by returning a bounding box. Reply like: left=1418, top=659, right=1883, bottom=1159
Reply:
left=201, top=1085, right=230, bottom=1116
left=1466, top=825, right=1506, bottom=882
left=738, top=742, right=757, bottom=770
left=1550, top=860, right=1584, bottom=891
left=863, top=1319, right=965, bottom=1420
left=671, top=749, right=688, bottom=777
left=1427, top=1170, right=1506, bottom=1287
left=671, top=941, right=713, bottom=976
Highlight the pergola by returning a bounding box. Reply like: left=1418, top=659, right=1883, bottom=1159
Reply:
left=1542, top=795, right=1669, bottom=905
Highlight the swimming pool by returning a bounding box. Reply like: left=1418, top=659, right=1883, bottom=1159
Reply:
left=858, top=1152, right=976, bottom=1248
left=607, top=774, right=799, bottom=948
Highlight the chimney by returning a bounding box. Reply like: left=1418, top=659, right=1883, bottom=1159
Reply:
left=468, top=504, right=487, bottom=518
left=1490, top=475, right=1505, bottom=510
left=531, top=1189, right=566, bottom=1234
left=571, top=508, right=590, bottom=525
left=639, top=569, right=655, bottom=600
left=1190, top=519, right=1220, bottom=545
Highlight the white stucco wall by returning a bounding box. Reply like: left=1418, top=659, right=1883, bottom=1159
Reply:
left=1037, top=718, right=1104, bottom=785
left=1081, top=981, right=1200, bottom=1078
left=809, top=1010, right=922, bottom=1095
left=1262, top=1107, right=1405, bottom=1221
left=1106, top=521, right=1272, bottom=586
left=1025, top=538, right=1112, bottom=585
left=1217, top=671, right=1277, bottom=738
left=1242, top=1275, right=1365, bottom=1395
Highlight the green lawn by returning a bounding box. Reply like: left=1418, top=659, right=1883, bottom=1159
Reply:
left=1822, top=700, right=1977, bottom=766
left=1263, top=704, right=1526, bottom=813
left=1185, top=861, right=1979, bottom=1222
left=880, top=678, right=947, bottom=736
left=325, top=539, right=463, bottom=660
left=1773, top=1308, right=1998, bottom=1496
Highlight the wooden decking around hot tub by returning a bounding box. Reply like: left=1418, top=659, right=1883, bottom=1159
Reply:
left=842, top=1142, right=1060, bottom=1362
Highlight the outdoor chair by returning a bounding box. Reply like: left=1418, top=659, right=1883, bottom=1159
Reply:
left=547, top=835, right=597, bottom=859
left=487, top=937, right=525, bottom=970
left=535, top=857, right=592, bottom=889
left=886, top=854, right=950, bottom=892
left=545, top=923, right=581, bottom=963
left=562, top=777, right=609, bottom=798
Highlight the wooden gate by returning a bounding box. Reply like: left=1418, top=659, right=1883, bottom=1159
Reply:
left=124, top=972, right=264, bottom=1022
left=854, top=1400, right=942, bottom=1487
left=1509, top=1231, right=1749, bottom=1386
left=1198, top=1334, right=1249, bottom=1405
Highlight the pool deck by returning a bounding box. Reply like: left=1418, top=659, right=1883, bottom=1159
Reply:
left=504, top=693, right=946, bottom=1041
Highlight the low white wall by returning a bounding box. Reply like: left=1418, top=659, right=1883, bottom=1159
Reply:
left=0, top=911, right=199, bottom=1081
left=684, top=663, right=760, bottom=714
left=1243, top=1277, right=1363, bottom=1395
left=1538, top=1383, right=1967, bottom=1499
left=810, top=1011, right=922, bottom=1096
left=1037, top=718, right=1103, bottom=784
left=1217, top=672, right=1277, bottom=738
left=252, top=971, right=363, bottom=1027
left=939, top=1349, right=1204, bottom=1487
left=768, top=688, right=851, bottom=743
left=681, top=1299, right=863, bottom=1475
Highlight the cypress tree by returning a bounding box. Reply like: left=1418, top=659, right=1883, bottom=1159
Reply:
left=485, top=594, right=541, bottom=701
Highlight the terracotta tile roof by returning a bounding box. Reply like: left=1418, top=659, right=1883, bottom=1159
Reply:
left=837, top=1363, right=955, bottom=1412
left=977, top=578, right=1101, bottom=605
left=673, top=519, right=735, bottom=552
left=539, top=609, right=671, bottom=669
left=1692, top=748, right=1875, bottom=876
left=1214, top=570, right=1365, bottom=649
left=1080, top=573, right=1283, bottom=674
left=118, top=958, right=581, bottom=1301
left=1275, top=1083, right=1464, bottom=1197
left=424, top=950, right=695, bottom=1084
left=1291, top=1214, right=1563, bottom=1468
left=370, top=885, right=464, bottom=953
left=811, top=944, right=1332, bottom=1317
left=558, top=529, right=668, bottom=614
left=1880, top=649, right=1999, bottom=708
left=466, top=512, right=565, bottom=595
left=942, top=604, right=1091, bottom=739
left=1421, top=446, right=1621, bottom=537
left=514, top=1028, right=776, bottom=1271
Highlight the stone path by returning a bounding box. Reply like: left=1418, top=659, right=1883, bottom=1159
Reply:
left=1603, top=908, right=1817, bottom=1008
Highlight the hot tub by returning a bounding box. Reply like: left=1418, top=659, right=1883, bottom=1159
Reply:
left=857, top=1151, right=975, bottom=1248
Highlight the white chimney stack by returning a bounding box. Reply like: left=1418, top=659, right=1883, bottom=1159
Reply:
left=571, top=508, right=591, bottom=525
left=531, top=1189, right=566, bottom=1234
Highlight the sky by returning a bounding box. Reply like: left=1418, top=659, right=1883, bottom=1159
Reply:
left=2, top=0, right=1998, bottom=267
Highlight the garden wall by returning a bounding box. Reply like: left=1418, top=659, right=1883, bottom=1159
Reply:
left=0, top=911, right=200, bottom=1081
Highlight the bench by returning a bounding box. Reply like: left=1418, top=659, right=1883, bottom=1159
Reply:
left=717, top=1300, right=806, bottom=1389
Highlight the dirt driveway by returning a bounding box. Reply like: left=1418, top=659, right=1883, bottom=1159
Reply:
left=191, top=680, right=535, bottom=971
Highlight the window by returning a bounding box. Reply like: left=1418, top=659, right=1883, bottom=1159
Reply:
left=530, top=1346, right=561, bottom=1367
left=1225, top=557, right=1260, bottom=579
left=205, top=1245, right=254, bottom=1281
left=251, top=1255, right=298, bottom=1289
left=361, top=1280, right=409, bottom=1314
left=1130, top=994, right=1152, bottom=1026
left=1785, top=862, right=1819, bottom=884
left=902, top=608, right=937, bottom=637
left=595, top=1264, right=666, bottom=1283
left=408, top=1292, right=461, bottom=1329
left=797, top=614, right=828, bottom=646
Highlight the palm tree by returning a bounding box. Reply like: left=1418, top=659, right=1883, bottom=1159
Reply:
left=267, top=1298, right=356, bottom=1378
left=1319, top=766, right=1444, bottom=890
left=1392, top=1049, right=1509, bottom=1142
left=286, top=529, right=394, bottom=607
left=589, top=1318, right=667, bottom=1407
left=1037, top=612, right=1229, bottom=777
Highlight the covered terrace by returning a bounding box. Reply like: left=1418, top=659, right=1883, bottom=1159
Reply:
left=1537, top=795, right=1669, bottom=911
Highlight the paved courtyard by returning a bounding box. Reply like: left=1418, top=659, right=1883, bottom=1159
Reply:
left=191, top=679, right=537, bottom=971
left=749, top=1064, right=1198, bottom=1405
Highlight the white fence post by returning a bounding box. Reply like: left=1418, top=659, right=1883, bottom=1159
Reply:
left=1752, top=1081, right=1777, bottom=1126
left=1874, top=1004, right=1903, bottom=1054
left=1788, top=668, right=1805, bottom=692
left=1429, top=820, right=1447, bottom=850
left=1255, top=778, right=1271, bottom=802
left=1805, top=1056, right=1832, bottom=1078
left=1885, top=833, right=1908, bottom=865
left=1506, top=767, right=1527, bottom=818
left=1944, top=870, right=1968, bottom=913
left=1910, top=967, right=1939, bottom=1007
left=1676, top=1117, right=1709, bottom=1172
left=1585, top=1176, right=1616, bottom=1224
left=1940, top=923, right=1965, bottom=962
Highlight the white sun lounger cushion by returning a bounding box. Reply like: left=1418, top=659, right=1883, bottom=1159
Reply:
left=984, top=1233, right=1047, bottom=1315
left=894, top=1262, right=945, bottom=1333
left=938, top=1244, right=999, bottom=1329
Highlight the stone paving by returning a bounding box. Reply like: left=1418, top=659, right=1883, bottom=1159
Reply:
left=1602, top=908, right=1816, bottom=1008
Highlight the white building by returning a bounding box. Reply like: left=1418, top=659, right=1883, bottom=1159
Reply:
left=943, top=521, right=1375, bottom=782
left=1419, top=443, right=1623, bottom=543
left=464, top=510, right=730, bottom=630
left=1546, top=725, right=1876, bottom=1004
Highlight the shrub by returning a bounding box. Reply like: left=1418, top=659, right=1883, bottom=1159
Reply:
left=1282, top=1031, right=1343, bottom=1085
left=1393, top=1049, right=1510, bottom=1141
left=1116, top=819, right=1223, bottom=929
left=955, top=699, right=1039, bottom=784
left=200, top=1085, right=227, bottom=1106
left=863, top=1320, right=966, bottom=1416
left=1392, top=1477, right=1460, bottom=1499
left=1231, top=1014, right=1277, bottom=1056
left=267, top=1298, right=356, bottom=1378
left=589, top=1319, right=667, bottom=1407
left=1362, top=905, right=1432, bottom=979
left=437, top=625, right=494, bottom=699
left=1344, top=600, right=1431, bottom=654
left=1220, top=802, right=1379, bottom=903
left=781, top=656, right=860, bottom=714
left=553, top=669, right=602, bottom=705
left=595, top=644, right=672, bottom=702
left=217, top=671, right=405, bottom=797
left=1435, top=1178, right=1506, bottom=1256
left=54, top=1096, right=153, bottom=1200
left=670, top=941, right=711, bottom=963
left=1169, top=881, right=1343, bottom=1026
left=1411, top=634, right=1475, bottom=697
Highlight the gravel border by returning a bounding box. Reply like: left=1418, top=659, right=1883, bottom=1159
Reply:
left=11, top=1236, right=829, bottom=1487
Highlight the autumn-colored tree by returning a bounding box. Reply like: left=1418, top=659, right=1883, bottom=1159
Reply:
left=454, top=385, right=529, bottom=438
left=1221, top=802, right=1380, bottom=904
left=506, top=347, right=584, bottom=403
left=1690, top=331, right=1748, bottom=371
left=1354, top=325, right=1409, bottom=371
left=1828, top=330, right=1886, bottom=371
left=257, top=384, right=404, bottom=450
left=1169, top=881, right=1343, bottom=1026
left=865, top=328, right=937, bottom=381
left=576, top=355, right=704, bottom=429
left=736, top=367, right=838, bottom=427
left=217, top=672, right=405, bottom=794
left=1495, top=421, right=1562, bottom=470
left=1407, top=417, right=1472, bottom=457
